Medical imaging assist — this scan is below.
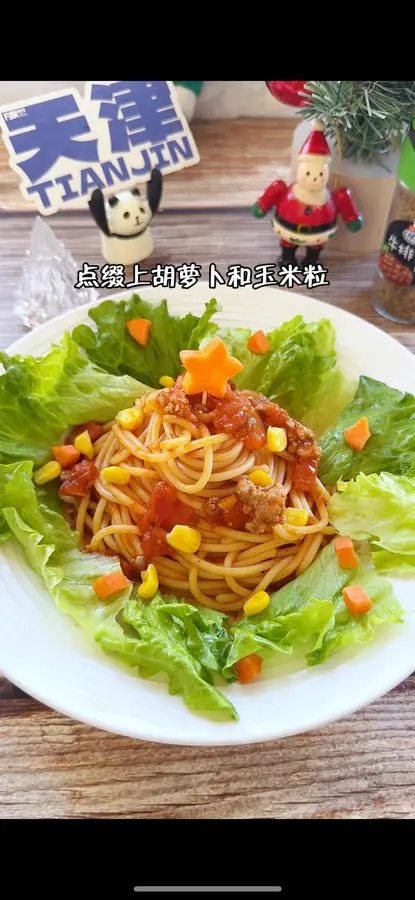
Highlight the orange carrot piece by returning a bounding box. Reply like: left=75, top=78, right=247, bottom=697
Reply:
left=333, top=535, right=358, bottom=569
left=344, top=416, right=371, bottom=451
left=234, top=653, right=263, bottom=684
left=93, top=571, right=130, bottom=600
left=52, top=444, right=81, bottom=469
left=342, top=585, right=373, bottom=616
left=247, top=330, right=271, bottom=355
left=126, top=318, right=151, bottom=346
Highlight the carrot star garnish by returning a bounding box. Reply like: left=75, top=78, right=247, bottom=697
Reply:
left=179, top=337, right=243, bottom=398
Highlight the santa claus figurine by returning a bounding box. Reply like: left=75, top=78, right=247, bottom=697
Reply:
left=252, top=120, right=363, bottom=267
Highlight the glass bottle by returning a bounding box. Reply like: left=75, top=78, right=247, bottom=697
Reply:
left=372, top=117, right=415, bottom=325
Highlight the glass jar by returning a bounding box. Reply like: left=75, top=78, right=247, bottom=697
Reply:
left=372, top=117, right=415, bottom=325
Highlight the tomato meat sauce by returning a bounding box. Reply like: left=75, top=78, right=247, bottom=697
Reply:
left=206, top=497, right=249, bottom=531
left=291, top=458, right=319, bottom=491
left=59, top=460, right=99, bottom=497
left=253, top=395, right=321, bottom=491
left=139, top=481, right=195, bottom=560
left=212, top=393, right=266, bottom=450
left=66, top=421, right=103, bottom=444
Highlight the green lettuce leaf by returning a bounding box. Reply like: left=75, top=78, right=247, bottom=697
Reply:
left=154, top=597, right=230, bottom=676
left=72, top=295, right=220, bottom=388
left=102, top=595, right=237, bottom=719
left=0, top=333, right=147, bottom=466
left=211, top=316, right=357, bottom=434
left=299, top=366, right=357, bottom=436
left=0, top=461, right=236, bottom=721
left=328, top=472, right=415, bottom=575
left=222, top=543, right=403, bottom=678
left=307, top=567, right=404, bottom=665
left=319, top=376, right=415, bottom=483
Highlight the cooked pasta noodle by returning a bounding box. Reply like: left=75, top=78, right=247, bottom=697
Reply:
left=70, top=386, right=331, bottom=613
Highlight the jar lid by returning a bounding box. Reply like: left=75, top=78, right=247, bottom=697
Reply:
left=398, top=117, right=415, bottom=191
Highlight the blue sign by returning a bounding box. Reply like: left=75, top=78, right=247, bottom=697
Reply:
left=0, top=81, right=200, bottom=215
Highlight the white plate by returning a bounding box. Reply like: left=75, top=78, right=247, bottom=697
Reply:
left=1, top=285, right=415, bottom=746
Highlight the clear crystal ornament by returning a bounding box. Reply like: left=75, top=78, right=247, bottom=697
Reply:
left=14, top=217, right=99, bottom=329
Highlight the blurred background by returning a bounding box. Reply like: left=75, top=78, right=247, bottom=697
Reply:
left=0, top=81, right=294, bottom=118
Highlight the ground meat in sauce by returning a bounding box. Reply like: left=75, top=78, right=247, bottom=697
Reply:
left=154, top=387, right=197, bottom=422
left=236, top=476, right=286, bottom=533
left=188, top=381, right=236, bottom=416
left=247, top=392, right=321, bottom=462
left=205, top=497, right=221, bottom=519
left=287, top=422, right=321, bottom=462
left=213, top=394, right=258, bottom=438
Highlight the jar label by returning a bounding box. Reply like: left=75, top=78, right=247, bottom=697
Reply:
left=378, top=220, right=415, bottom=287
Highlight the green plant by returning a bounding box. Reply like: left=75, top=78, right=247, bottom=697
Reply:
left=299, top=81, right=415, bottom=164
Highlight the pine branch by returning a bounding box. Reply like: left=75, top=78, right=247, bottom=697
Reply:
left=298, top=81, right=415, bottom=163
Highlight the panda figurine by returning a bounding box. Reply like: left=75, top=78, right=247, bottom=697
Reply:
left=88, top=167, right=163, bottom=266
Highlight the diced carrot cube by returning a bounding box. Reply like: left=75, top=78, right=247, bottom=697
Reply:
left=126, top=318, right=151, bottom=346
left=234, top=653, right=263, bottom=683
left=344, top=416, right=371, bottom=451
left=93, top=571, right=130, bottom=600
left=333, top=535, right=358, bottom=568
left=52, top=444, right=81, bottom=469
left=342, top=585, right=373, bottom=616
left=247, top=330, right=271, bottom=355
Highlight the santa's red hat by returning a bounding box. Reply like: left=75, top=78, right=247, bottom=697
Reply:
left=299, top=120, right=331, bottom=159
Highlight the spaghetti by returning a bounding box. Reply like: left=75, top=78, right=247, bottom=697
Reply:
left=62, top=384, right=333, bottom=614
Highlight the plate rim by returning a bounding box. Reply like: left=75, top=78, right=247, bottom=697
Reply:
left=1, top=282, right=415, bottom=746
left=6, top=283, right=415, bottom=369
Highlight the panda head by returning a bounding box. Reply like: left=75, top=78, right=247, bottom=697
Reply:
left=88, top=169, right=163, bottom=239
left=106, top=188, right=152, bottom=237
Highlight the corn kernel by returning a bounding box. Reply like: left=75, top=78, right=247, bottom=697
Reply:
left=248, top=469, right=273, bottom=487
left=101, top=466, right=131, bottom=485
left=166, top=524, right=202, bottom=554
left=159, top=375, right=175, bottom=388
left=267, top=426, right=288, bottom=453
left=74, top=430, right=94, bottom=459
left=160, top=434, right=191, bottom=451
left=115, top=406, right=144, bottom=431
left=244, top=591, right=271, bottom=616
left=34, top=460, right=62, bottom=485
left=285, top=507, right=309, bottom=526
left=138, top=563, right=159, bottom=599
left=218, top=495, right=237, bottom=511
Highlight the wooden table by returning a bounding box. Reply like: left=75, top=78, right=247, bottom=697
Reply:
left=1, top=119, right=415, bottom=820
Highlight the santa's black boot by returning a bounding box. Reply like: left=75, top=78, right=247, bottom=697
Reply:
left=278, top=244, right=298, bottom=268
left=303, top=246, right=323, bottom=267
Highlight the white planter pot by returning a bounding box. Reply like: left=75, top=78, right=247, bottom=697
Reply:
left=291, top=119, right=399, bottom=255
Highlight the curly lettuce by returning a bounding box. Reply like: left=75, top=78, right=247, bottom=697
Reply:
left=73, top=295, right=220, bottom=387
left=319, top=376, right=415, bottom=483
left=0, top=460, right=237, bottom=720
left=328, top=472, right=415, bottom=575
left=210, top=316, right=357, bottom=434
left=223, top=543, right=403, bottom=677
left=0, top=333, right=147, bottom=466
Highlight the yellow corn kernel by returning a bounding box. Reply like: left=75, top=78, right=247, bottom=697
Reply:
left=244, top=591, right=271, bottom=616
left=159, top=375, right=175, bottom=388
left=34, top=460, right=62, bottom=485
left=160, top=434, right=191, bottom=451
left=166, top=524, right=202, bottom=554
left=218, top=495, right=237, bottom=511
left=74, top=430, right=94, bottom=459
left=101, top=466, right=131, bottom=485
left=248, top=469, right=273, bottom=487
left=138, top=563, right=159, bottom=599
left=115, top=406, right=144, bottom=431
left=285, top=507, right=309, bottom=527
left=267, top=426, right=288, bottom=453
